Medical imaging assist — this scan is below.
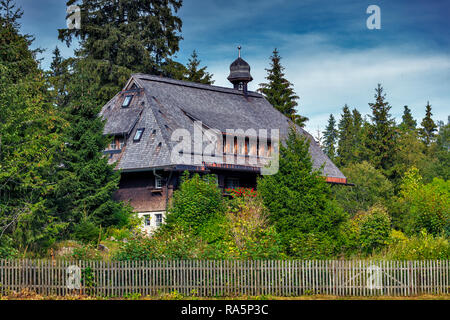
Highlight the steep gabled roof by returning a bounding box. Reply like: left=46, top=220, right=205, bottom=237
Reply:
left=99, top=74, right=347, bottom=182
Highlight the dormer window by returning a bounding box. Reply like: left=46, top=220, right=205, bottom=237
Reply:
left=109, top=141, right=117, bottom=150
left=133, top=128, right=145, bottom=142
left=122, top=95, right=133, bottom=108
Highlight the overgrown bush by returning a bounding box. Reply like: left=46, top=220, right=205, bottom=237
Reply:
left=398, top=168, right=449, bottom=236
left=337, top=205, right=391, bottom=257
left=376, top=230, right=450, bottom=260
left=114, top=227, right=215, bottom=260
left=72, top=219, right=100, bottom=243
left=164, top=172, right=226, bottom=234
left=218, top=196, right=283, bottom=259
left=0, top=237, right=18, bottom=259
left=358, top=205, right=391, bottom=253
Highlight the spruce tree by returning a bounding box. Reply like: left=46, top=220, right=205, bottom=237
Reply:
left=258, top=49, right=308, bottom=127
left=257, top=127, right=347, bottom=258
left=419, top=101, right=437, bottom=146
left=0, top=3, right=67, bottom=250
left=48, top=46, right=71, bottom=107
left=183, top=50, right=214, bottom=84
left=364, top=84, right=397, bottom=176
left=400, top=105, right=417, bottom=131
left=48, top=60, right=132, bottom=242
left=336, top=105, right=353, bottom=167
left=58, top=0, right=183, bottom=102
left=322, top=114, right=338, bottom=160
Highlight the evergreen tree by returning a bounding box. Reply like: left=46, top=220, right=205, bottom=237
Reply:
left=364, top=84, right=397, bottom=176
left=48, top=46, right=72, bottom=107
left=258, top=49, right=308, bottom=127
left=322, top=114, right=338, bottom=160
left=48, top=60, right=132, bottom=241
left=0, top=3, right=67, bottom=250
left=400, top=105, right=417, bottom=131
left=58, top=0, right=183, bottom=102
left=184, top=50, right=214, bottom=84
left=258, top=127, right=347, bottom=258
left=0, top=0, right=22, bottom=28
left=419, top=101, right=437, bottom=146
left=350, top=108, right=366, bottom=162
left=336, top=104, right=353, bottom=167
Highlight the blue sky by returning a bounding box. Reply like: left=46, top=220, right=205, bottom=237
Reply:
left=15, top=0, right=450, bottom=134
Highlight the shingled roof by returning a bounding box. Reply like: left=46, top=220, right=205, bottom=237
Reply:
left=99, top=74, right=347, bottom=183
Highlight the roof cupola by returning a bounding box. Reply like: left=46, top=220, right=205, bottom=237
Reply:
left=228, top=46, right=253, bottom=95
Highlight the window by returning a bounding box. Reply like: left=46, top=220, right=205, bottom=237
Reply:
left=150, top=129, right=157, bottom=142
left=122, top=95, right=133, bottom=108
left=109, top=140, right=117, bottom=150
left=133, top=128, right=145, bottom=142
left=155, top=176, right=163, bottom=189
left=155, top=214, right=163, bottom=227
left=144, top=215, right=151, bottom=226
left=155, top=142, right=162, bottom=153
left=118, top=137, right=125, bottom=149
left=226, top=177, right=239, bottom=189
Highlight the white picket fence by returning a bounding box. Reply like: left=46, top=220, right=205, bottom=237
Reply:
left=0, top=260, right=448, bottom=297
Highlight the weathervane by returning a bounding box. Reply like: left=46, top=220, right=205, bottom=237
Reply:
left=238, top=46, right=241, bottom=58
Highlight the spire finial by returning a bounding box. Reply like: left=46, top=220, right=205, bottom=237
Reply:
left=238, top=46, right=241, bottom=58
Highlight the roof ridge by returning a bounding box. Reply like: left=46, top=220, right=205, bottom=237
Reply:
left=131, top=73, right=263, bottom=98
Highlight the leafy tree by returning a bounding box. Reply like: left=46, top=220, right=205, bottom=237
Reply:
left=400, top=105, right=417, bottom=131
left=257, top=127, right=347, bottom=258
left=183, top=50, right=214, bottom=84
left=364, top=84, right=397, bottom=177
left=322, top=114, right=338, bottom=160
left=391, top=127, right=435, bottom=188
left=358, top=205, right=392, bottom=254
left=258, top=49, right=308, bottom=127
left=398, top=168, right=449, bottom=237
left=333, top=161, right=393, bottom=216
left=419, top=101, right=437, bottom=147
left=433, top=118, right=450, bottom=180
left=58, top=0, right=183, bottom=102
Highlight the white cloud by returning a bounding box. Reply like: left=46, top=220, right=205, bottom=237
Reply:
left=206, top=33, right=450, bottom=134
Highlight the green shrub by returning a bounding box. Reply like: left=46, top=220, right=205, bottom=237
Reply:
left=114, top=227, right=214, bottom=260
left=218, top=197, right=284, bottom=259
left=72, top=220, right=100, bottom=244
left=359, top=205, right=392, bottom=254
left=378, top=230, right=450, bottom=260
left=399, top=168, right=449, bottom=236
left=337, top=205, right=391, bottom=257
left=164, top=172, right=225, bottom=234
